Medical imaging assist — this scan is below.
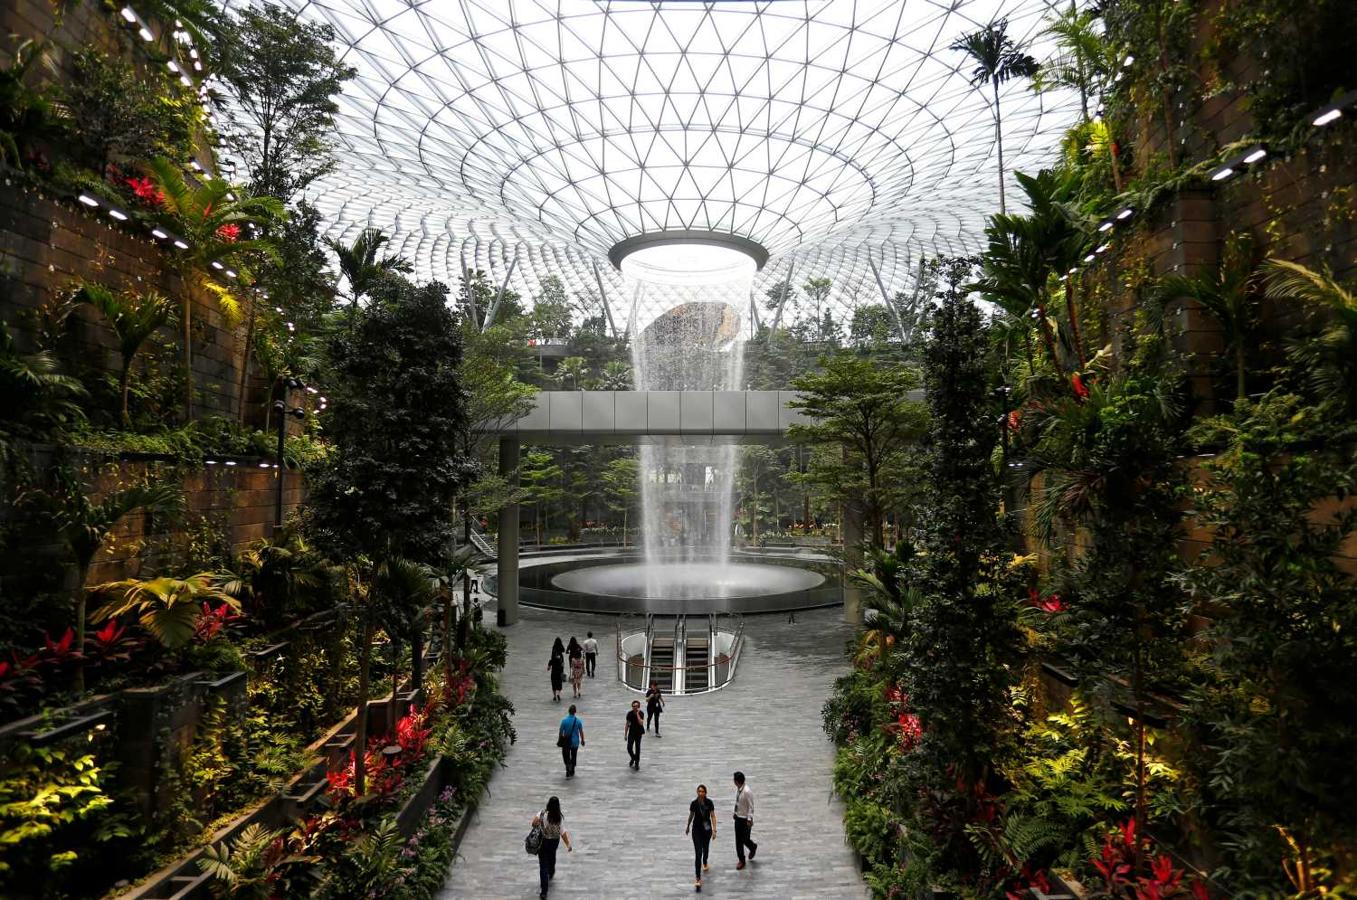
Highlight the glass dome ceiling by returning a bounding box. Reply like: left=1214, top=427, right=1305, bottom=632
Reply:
left=224, top=0, right=1078, bottom=335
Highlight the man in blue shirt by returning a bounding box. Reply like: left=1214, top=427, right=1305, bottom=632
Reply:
left=559, top=704, right=585, bottom=777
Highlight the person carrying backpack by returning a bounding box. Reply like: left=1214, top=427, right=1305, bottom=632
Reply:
left=528, top=796, right=572, bottom=898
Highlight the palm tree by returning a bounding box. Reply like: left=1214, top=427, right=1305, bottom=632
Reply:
left=0, top=321, right=87, bottom=436
left=223, top=528, right=337, bottom=627
left=1036, top=3, right=1124, bottom=191
left=91, top=572, right=237, bottom=650
left=147, top=157, right=284, bottom=421
left=1262, top=259, right=1357, bottom=413
left=850, top=544, right=921, bottom=670
left=555, top=356, right=588, bottom=390
left=598, top=359, right=633, bottom=390
left=952, top=18, right=1040, bottom=215
left=76, top=284, right=176, bottom=426
left=326, top=227, right=412, bottom=318
left=971, top=170, right=1091, bottom=373
left=40, top=473, right=183, bottom=690
left=1159, top=235, right=1257, bottom=403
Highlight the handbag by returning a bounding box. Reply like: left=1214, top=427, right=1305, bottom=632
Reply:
left=525, top=808, right=545, bottom=855
left=556, top=717, right=572, bottom=748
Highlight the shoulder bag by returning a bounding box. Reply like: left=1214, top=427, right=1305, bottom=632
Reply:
left=525, top=808, right=546, bottom=855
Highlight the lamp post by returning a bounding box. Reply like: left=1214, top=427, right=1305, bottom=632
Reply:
left=273, top=377, right=306, bottom=532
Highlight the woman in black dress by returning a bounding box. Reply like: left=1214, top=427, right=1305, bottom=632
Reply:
left=547, top=637, right=566, bottom=701
left=685, top=784, right=717, bottom=891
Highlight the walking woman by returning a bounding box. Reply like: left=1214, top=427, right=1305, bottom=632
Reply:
left=531, top=796, right=572, bottom=899
left=569, top=645, right=585, bottom=698
left=685, top=784, right=717, bottom=891
left=547, top=637, right=565, bottom=702
left=645, top=680, right=665, bottom=736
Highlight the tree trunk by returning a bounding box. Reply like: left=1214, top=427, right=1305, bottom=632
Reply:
left=236, top=294, right=257, bottom=424
left=994, top=80, right=1006, bottom=215
left=353, top=612, right=374, bottom=795
left=182, top=296, right=194, bottom=422
left=460, top=497, right=472, bottom=652
left=1235, top=341, right=1247, bottom=402
left=1064, top=277, right=1086, bottom=368
left=119, top=357, right=133, bottom=428
left=73, top=561, right=90, bottom=694
left=411, top=625, right=425, bottom=706
left=389, top=638, right=401, bottom=735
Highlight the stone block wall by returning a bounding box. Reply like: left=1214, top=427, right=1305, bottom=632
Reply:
left=0, top=178, right=279, bottom=423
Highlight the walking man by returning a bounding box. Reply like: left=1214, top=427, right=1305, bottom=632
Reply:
left=645, top=681, right=665, bottom=736
left=624, top=699, right=645, bottom=769
left=558, top=705, right=585, bottom=777
left=583, top=631, right=599, bottom=678
left=732, top=771, right=757, bottom=869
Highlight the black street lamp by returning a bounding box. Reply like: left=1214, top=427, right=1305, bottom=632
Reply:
left=274, top=377, right=307, bottom=532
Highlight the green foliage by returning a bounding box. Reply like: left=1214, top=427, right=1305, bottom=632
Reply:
left=1159, top=234, right=1258, bottom=402
left=1261, top=259, right=1357, bottom=416
left=57, top=49, right=198, bottom=170
left=0, top=742, right=118, bottom=879
left=1179, top=392, right=1357, bottom=893
left=0, top=321, right=87, bottom=439
left=822, top=668, right=886, bottom=746
left=75, top=283, right=177, bottom=426
left=211, top=2, right=357, bottom=202
left=199, top=822, right=290, bottom=899
left=326, top=227, right=412, bottom=313
left=0, top=40, right=56, bottom=168
left=91, top=572, right=237, bottom=649
left=224, top=529, right=342, bottom=628
left=308, top=272, right=472, bottom=566
left=788, top=352, right=926, bottom=548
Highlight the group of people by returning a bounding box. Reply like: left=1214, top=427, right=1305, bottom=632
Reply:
left=546, top=633, right=600, bottom=701
left=532, top=635, right=756, bottom=895
left=530, top=772, right=759, bottom=896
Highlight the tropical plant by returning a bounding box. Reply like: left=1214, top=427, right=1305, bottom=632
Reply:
left=147, top=157, right=285, bottom=420
left=222, top=529, right=338, bottom=627
left=57, top=49, right=197, bottom=172
left=75, top=284, right=177, bottom=426
left=951, top=18, right=1040, bottom=214
left=0, top=743, right=115, bottom=880
left=0, top=322, right=87, bottom=438
left=198, top=822, right=311, bottom=899
left=325, top=227, right=412, bottom=317
left=90, top=572, right=238, bottom=650
left=600, top=456, right=638, bottom=545
left=554, top=355, right=588, bottom=390
left=29, top=473, right=183, bottom=690
left=520, top=450, right=564, bottom=546
left=597, top=359, right=633, bottom=390
left=0, top=40, right=56, bottom=168
left=1159, top=234, right=1258, bottom=402
left=970, top=169, right=1092, bottom=374
left=1261, top=259, right=1357, bottom=414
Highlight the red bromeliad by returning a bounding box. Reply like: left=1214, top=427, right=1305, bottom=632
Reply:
left=126, top=176, right=165, bottom=207
left=215, top=222, right=241, bottom=242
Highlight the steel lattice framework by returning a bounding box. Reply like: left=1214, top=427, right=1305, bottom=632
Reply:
left=224, top=0, right=1077, bottom=335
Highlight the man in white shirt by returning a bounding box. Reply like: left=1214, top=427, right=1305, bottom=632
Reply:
left=732, top=770, right=758, bottom=869
left=583, top=632, right=599, bottom=678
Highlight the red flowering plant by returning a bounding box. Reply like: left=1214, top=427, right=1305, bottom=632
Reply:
left=215, top=223, right=241, bottom=243
left=193, top=602, right=243, bottom=643
left=1090, top=820, right=1211, bottom=899
left=126, top=176, right=165, bottom=208
left=1024, top=587, right=1066, bottom=614
left=881, top=683, right=923, bottom=750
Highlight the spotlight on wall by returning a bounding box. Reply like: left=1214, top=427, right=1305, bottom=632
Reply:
left=1310, top=90, right=1356, bottom=127
left=1097, top=218, right=1114, bottom=232
left=1116, top=207, right=1134, bottom=221
left=1210, top=164, right=1235, bottom=182
left=77, top=193, right=100, bottom=208
left=1241, top=145, right=1268, bottom=164
left=107, top=207, right=129, bottom=221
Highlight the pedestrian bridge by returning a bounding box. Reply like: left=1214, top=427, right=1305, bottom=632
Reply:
left=498, top=389, right=812, bottom=444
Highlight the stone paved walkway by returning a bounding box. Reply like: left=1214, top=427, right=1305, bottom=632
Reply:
left=437, top=599, right=866, bottom=900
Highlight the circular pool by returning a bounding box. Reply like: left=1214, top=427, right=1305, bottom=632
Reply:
left=551, top=561, right=824, bottom=600
left=506, top=552, right=842, bottom=614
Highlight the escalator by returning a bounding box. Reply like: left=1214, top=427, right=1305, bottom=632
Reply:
left=649, top=626, right=676, bottom=692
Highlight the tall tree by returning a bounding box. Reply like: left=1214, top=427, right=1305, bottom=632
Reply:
left=789, top=353, right=927, bottom=549
left=148, top=158, right=283, bottom=421
left=951, top=18, right=1040, bottom=214
left=308, top=272, right=470, bottom=794
left=210, top=2, right=356, bottom=202
left=1160, top=234, right=1258, bottom=402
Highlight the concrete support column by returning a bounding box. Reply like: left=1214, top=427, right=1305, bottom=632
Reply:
left=842, top=498, right=865, bottom=626
left=496, top=436, right=520, bottom=627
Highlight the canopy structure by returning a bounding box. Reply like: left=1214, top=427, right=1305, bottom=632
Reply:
left=221, top=0, right=1078, bottom=334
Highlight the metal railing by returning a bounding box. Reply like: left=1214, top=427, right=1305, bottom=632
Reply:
left=614, top=613, right=744, bottom=695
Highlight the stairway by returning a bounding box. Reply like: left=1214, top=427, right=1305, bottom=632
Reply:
left=684, top=632, right=710, bottom=691
left=649, top=631, right=675, bottom=691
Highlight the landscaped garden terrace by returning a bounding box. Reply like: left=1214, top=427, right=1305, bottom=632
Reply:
left=1, top=0, right=1356, bottom=897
